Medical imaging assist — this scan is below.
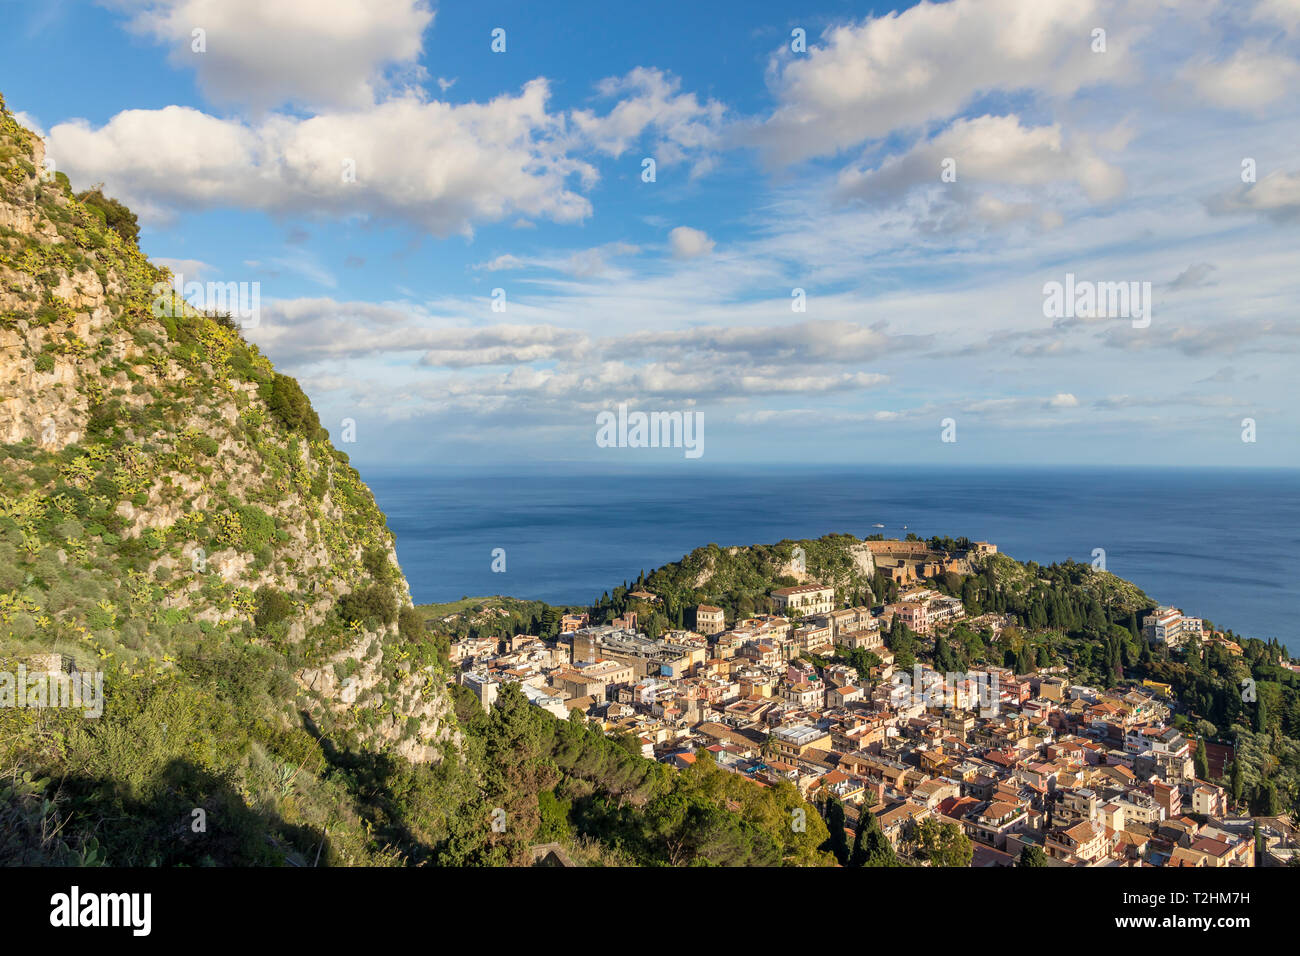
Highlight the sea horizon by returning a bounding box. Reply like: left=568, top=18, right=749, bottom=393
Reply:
left=365, top=464, right=1300, bottom=652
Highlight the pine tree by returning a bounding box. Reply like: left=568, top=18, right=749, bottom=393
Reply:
left=863, top=822, right=897, bottom=867
left=849, top=817, right=868, bottom=867
left=1017, top=844, right=1048, bottom=867
left=825, top=797, right=849, bottom=865
left=848, top=805, right=897, bottom=867
left=1195, top=739, right=1210, bottom=780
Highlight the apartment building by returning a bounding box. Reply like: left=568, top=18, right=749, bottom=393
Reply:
left=891, top=600, right=932, bottom=635
left=1142, top=606, right=1204, bottom=648
left=794, top=621, right=834, bottom=656
left=1047, top=821, right=1108, bottom=864
left=771, top=583, right=835, bottom=616
left=695, top=604, right=726, bottom=635
left=769, top=724, right=832, bottom=760
left=559, top=612, right=589, bottom=634
left=841, top=624, right=884, bottom=651
left=782, top=680, right=825, bottom=708
left=461, top=672, right=499, bottom=711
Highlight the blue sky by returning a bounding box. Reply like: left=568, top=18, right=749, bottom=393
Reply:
left=3, top=0, right=1298, bottom=469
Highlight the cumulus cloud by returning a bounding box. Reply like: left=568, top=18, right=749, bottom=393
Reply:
left=1182, top=44, right=1300, bottom=109
left=42, top=63, right=733, bottom=238
left=833, top=114, right=1126, bottom=230
left=1206, top=169, right=1300, bottom=223
left=668, top=226, right=714, bottom=258
left=45, top=83, right=595, bottom=236
left=836, top=115, right=1126, bottom=205
left=571, top=67, right=726, bottom=176
left=120, top=0, right=434, bottom=111
left=752, top=0, right=1138, bottom=165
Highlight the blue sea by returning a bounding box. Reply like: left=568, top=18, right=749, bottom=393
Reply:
left=364, top=466, right=1300, bottom=652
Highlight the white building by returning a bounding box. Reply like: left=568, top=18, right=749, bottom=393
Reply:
left=771, top=583, right=836, bottom=616
left=1142, top=606, right=1202, bottom=648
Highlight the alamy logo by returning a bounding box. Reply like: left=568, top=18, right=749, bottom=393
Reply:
left=596, top=403, right=703, bottom=459
left=1042, top=273, right=1151, bottom=328
left=0, top=666, right=103, bottom=718
left=50, top=886, right=151, bottom=936
left=150, top=273, right=261, bottom=329
left=893, top=666, right=1000, bottom=714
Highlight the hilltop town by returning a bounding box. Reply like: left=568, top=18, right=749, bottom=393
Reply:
left=450, top=536, right=1299, bottom=867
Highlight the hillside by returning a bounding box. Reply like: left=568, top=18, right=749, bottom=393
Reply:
left=613, top=534, right=877, bottom=628
left=414, top=595, right=572, bottom=644
left=0, top=95, right=837, bottom=868
left=978, top=552, right=1151, bottom=615
left=0, top=94, right=457, bottom=864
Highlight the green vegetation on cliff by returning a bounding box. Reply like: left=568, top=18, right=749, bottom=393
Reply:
left=0, top=94, right=455, bottom=865
left=0, top=95, right=835, bottom=867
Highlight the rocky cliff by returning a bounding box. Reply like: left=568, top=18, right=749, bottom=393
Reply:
left=0, top=94, right=456, bottom=865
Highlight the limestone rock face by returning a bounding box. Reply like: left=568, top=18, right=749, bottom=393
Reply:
left=0, top=94, right=454, bottom=763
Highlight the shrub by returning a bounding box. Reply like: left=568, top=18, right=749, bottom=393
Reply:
left=253, top=587, right=293, bottom=631
left=336, top=585, right=397, bottom=627
left=236, top=505, right=276, bottom=552
left=261, top=373, right=321, bottom=437
left=191, top=434, right=219, bottom=457
left=75, top=188, right=139, bottom=245
left=398, top=605, right=424, bottom=643
left=362, top=547, right=395, bottom=582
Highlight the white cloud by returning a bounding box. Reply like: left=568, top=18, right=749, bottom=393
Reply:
left=1252, top=0, right=1300, bottom=35
left=752, top=0, right=1140, bottom=165
left=152, top=257, right=211, bottom=279
left=473, top=242, right=641, bottom=278
left=121, top=0, right=434, bottom=110
left=476, top=254, right=525, bottom=272
left=11, top=110, right=45, bottom=138
left=833, top=114, right=1126, bottom=225
left=620, top=320, right=922, bottom=364
left=1182, top=44, right=1300, bottom=109
left=668, top=225, right=714, bottom=258
left=417, top=326, right=591, bottom=368
left=414, top=362, right=888, bottom=414
left=571, top=67, right=726, bottom=177
left=1103, top=318, right=1300, bottom=356
left=248, top=299, right=590, bottom=367
left=1207, top=169, right=1300, bottom=223
left=45, top=83, right=595, bottom=236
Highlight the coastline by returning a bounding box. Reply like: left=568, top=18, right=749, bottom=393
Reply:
left=365, top=465, right=1299, bottom=651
